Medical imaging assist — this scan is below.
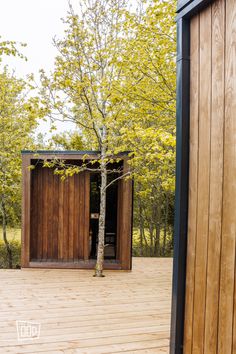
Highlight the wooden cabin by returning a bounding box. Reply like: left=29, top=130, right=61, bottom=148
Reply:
left=171, top=1, right=236, bottom=354
left=21, top=151, right=133, bottom=270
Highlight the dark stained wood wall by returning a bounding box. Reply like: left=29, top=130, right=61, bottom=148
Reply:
left=184, top=0, right=236, bottom=353
left=22, top=153, right=133, bottom=270
left=30, top=165, right=89, bottom=262
left=117, top=159, right=133, bottom=270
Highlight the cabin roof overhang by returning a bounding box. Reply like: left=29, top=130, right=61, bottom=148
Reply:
left=21, top=150, right=131, bottom=160
left=177, top=0, right=213, bottom=19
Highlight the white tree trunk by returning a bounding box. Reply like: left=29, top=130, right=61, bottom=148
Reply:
left=94, top=126, right=107, bottom=277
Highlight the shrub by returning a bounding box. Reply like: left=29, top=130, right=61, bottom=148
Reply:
left=0, top=239, right=21, bottom=269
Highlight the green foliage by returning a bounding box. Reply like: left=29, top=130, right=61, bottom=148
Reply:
left=50, top=131, right=85, bottom=150
left=117, top=0, right=176, bottom=256
left=40, top=0, right=133, bottom=152
left=0, top=67, right=43, bottom=227
left=0, top=239, right=21, bottom=268
left=38, top=0, right=177, bottom=258
left=132, top=227, right=173, bottom=257
left=0, top=36, right=27, bottom=62
left=0, top=64, right=44, bottom=268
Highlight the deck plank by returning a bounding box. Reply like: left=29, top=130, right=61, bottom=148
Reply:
left=0, top=258, right=172, bottom=353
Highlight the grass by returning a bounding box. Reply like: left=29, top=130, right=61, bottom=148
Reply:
left=132, top=227, right=173, bottom=257
left=0, top=227, right=172, bottom=269
left=0, top=227, right=171, bottom=249
left=0, top=228, right=21, bottom=242
left=0, top=228, right=21, bottom=268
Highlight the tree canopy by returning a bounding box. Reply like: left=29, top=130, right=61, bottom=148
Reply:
left=39, top=0, right=177, bottom=259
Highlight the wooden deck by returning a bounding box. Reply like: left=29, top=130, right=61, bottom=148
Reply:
left=0, top=257, right=172, bottom=354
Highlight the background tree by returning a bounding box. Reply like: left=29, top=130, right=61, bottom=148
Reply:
left=0, top=67, right=43, bottom=267
left=114, top=0, right=176, bottom=256
left=0, top=36, right=27, bottom=62
left=40, top=0, right=176, bottom=274
left=40, top=0, right=135, bottom=277
left=49, top=131, right=85, bottom=150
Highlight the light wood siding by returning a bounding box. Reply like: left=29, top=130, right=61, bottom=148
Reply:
left=184, top=0, right=236, bottom=353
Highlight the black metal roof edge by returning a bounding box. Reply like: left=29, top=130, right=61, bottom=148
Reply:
left=21, top=150, right=131, bottom=156
left=177, top=0, right=212, bottom=19
left=21, top=150, right=100, bottom=155
left=177, top=0, right=193, bottom=13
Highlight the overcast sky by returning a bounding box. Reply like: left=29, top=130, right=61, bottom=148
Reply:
left=0, top=0, right=79, bottom=77
left=0, top=0, right=79, bottom=137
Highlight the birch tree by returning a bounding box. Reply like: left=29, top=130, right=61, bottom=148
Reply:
left=40, top=0, right=132, bottom=277
left=40, top=0, right=177, bottom=272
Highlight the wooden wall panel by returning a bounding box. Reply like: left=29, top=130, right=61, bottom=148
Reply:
left=184, top=14, right=199, bottom=354
left=192, top=7, right=211, bottom=354
left=218, top=0, right=236, bottom=353
left=83, top=171, right=90, bottom=260
left=78, top=172, right=85, bottom=259
left=42, top=167, right=48, bottom=260
left=30, top=166, right=89, bottom=263
left=21, top=155, right=31, bottom=267
left=25, top=154, right=132, bottom=270
left=204, top=1, right=224, bottom=353
left=73, top=176, right=81, bottom=261
left=52, top=174, right=59, bottom=259
left=37, top=167, right=43, bottom=260
left=68, top=175, right=75, bottom=261
left=58, top=174, right=64, bottom=260
left=47, top=169, right=52, bottom=260
left=63, top=178, right=69, bottom=261
left=119, top=160, right=133, bottom=270
left=30, top=167, right=38, bottom=260
left=185, top=0, right=236, bottom=353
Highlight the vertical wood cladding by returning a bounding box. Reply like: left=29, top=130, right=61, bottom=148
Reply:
left=22, top=153, right=133, bottom=270
left=184, top=0, right=236, bottom=353
left=30, top=165, right=88, bottom=262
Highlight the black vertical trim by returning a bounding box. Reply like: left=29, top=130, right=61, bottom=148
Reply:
left=130, top=178, right=134, bottom=270
left=170, top=18, right=190, bottom=354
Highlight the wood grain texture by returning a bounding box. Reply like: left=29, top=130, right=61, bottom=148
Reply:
left=0, top=258, right=171, bottom=353
left=192, top=6, right=212, bottom=354
left=30, top=167, right=38, bottom=260
left=21, top=155, right=31, bottom=267
left=63, top=178, right=69, bottom=261
left=204, top=1, right=225, bottom=353
left=68, top=175, right=75, bottom=261
left=119, top=159, right=133, bottom=270
left=37, top=166, right=43, bottom=260
left=83, top=171, right=90, bottom=261
left=184, top=13, right=199, bottom=354
left=42, top=168, right=48, bottom=260
left=73, top=175, right=80, bottom=261
left=24, top=155, right=132, bottom=270
left=185, top=1, right=236, bottom=353
left=58, top=175, right=64, bottom=261
left=78, top=172, right=85, bottom=259
left=47, top=168, right=53, bottom=260
left=218, top=0, right=236, bottom=353
left=52, top=173, right=59, bottom=260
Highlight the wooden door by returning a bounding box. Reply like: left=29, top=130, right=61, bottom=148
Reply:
left=30, top=165, right=90, bottom=262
